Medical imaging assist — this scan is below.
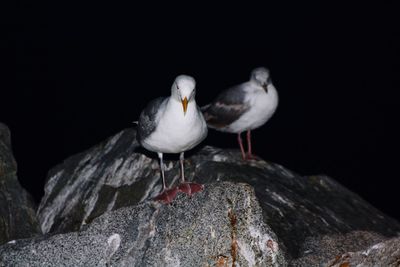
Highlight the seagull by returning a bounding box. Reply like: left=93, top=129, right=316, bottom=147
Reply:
left=202, top=67, right=278, bottom=160
left=137, top=75, right=208, bottom=204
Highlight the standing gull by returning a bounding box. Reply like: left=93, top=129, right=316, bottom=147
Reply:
left=202, top=67, right=278, bottom=160
left=137, top=75, right=208, bottom=203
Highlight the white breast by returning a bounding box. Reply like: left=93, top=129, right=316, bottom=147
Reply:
left=227, top=84, right=278, bottom=133
left=142, top=99, right=208, bottom=154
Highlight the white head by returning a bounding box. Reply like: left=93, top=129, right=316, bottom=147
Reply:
left=250, top=67, right=272, bottom=91
left=171, top=75, right=196, bottom=115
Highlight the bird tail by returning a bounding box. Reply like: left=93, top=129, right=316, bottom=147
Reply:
left=200, top=104, right=223, bottom=130
left=200, top=105, right=216, bottom=126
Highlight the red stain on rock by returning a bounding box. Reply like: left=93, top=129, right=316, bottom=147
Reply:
left=228, top=208, right=238, bottom=267
left=216, top=255, right=229, bottom=267
left=267, top=239, right=275, bottom=252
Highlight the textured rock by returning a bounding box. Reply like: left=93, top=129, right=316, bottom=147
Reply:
left=37, top=128, right=400, bottom=260
left=325, top=236, right=400, bottom=267
left=290, top=231, right=387, bottom=266
left=0, top=182, right=287, bottom=267
left=0, top=123, right=40, bottom=245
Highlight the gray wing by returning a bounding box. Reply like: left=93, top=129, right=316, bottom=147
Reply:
left=202, top=84, right=250, bottom=128
left=137, top=97, right=167, bottom=143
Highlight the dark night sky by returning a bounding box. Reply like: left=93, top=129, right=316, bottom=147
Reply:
left=2, top=2, right=399, bottom=220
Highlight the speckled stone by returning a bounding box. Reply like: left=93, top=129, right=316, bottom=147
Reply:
left=290, top=231, right=388, bottom=266
left=0, top=182, right=287, bottom=267
left=0, top=123, right=40, bottom=245
left=325, top=236, right=400, bottom=267
left=37, top=128, right=400, bottom=260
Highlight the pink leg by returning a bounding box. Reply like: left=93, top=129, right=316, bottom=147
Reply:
left=237, top=132, right=246, bottom=160
left=153, top=152, right=179, bottom=204
left=158, top=152, right=167, bottom=190
left=177, top=152, right=204, bottom=196
left=247, top=130, right=252, bottom=157
left=245, top=130, right=258, bottom=160
left=179, top=152, right=185, bottom=183
left=247, top=130, right=254, bottom=159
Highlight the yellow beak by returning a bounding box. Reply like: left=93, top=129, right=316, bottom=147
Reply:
left=181, top=97, right=188, bottom=115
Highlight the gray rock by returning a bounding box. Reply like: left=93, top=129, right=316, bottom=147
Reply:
left=0, top=123, right=40, bottom=245
left=37, top=128, right=400, bottom=260
left=325, top=236, right=400, bottom=267
left=0, top=182, right=287, bottom=267
left=290, top=231, right=387, bottom=266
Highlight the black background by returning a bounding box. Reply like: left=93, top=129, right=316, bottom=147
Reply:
left=2, top=2, right=399, bottom=220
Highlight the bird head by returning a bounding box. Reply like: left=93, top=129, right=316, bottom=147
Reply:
left=250, top=67, right=272, bottom=91
left=171, top=75, right=196, bottom=116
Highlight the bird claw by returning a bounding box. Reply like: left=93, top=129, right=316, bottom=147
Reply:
left=245, top=153, right=259, bottom=161
left=154, top=187, right=179, bottom=204
left=154, top=183, right=204, bottom=204
left=178, top=182, right=204, bottom=196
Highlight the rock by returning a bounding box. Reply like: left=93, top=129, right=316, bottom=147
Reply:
left=0, top=123, right=40, bottom=245
left=36, top=128, right=400, bottom=261
left=0, top=182, right=287, bottom=267
left=1, top=127, right=399, bottom=265
left=290, top=231, right=387, bottom=266
left=325, top=236, right=400, bottom=267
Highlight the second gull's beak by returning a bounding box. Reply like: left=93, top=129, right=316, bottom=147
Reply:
left=181, top=97, right=188, bottom=115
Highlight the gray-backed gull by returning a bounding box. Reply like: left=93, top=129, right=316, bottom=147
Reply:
left=137, top=75, right=207, bottom=203
left=202, top=67, right=278, bottom=160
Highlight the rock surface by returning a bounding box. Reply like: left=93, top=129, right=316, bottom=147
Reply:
left=0, top=182, right=286, bottom=267
left=0, top=123, right=40, bottom=245
left=325, top=236, right=400, bottom=267
left=290, top=231, right=387, bottom=266
left=37, top=128, right=400, bottom=259
left=1, top=126, right=399, bottom=266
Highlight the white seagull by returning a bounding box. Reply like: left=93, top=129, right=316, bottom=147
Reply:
left=137, top=75, right=208, bottom=203
left=202, top=67, right=278, bottom=160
